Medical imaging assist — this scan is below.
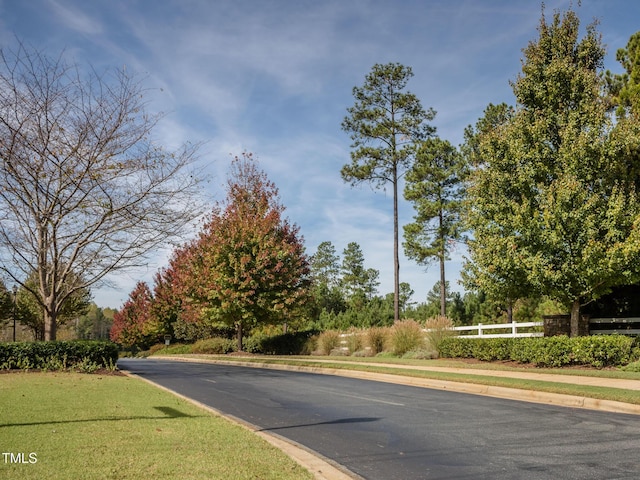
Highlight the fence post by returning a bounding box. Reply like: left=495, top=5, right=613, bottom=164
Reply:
left=478, top=323, right=483, bottom=337
left=512, top=321, right=517, bottom=336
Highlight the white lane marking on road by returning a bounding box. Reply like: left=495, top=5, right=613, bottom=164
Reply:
left=203, top=379, right=217, bottom=383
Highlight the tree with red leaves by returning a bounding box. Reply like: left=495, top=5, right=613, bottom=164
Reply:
left=183, top=154, right=310, bottom=351
left=110, top=281, right=155, bottom=349
left=150, top=245, right=194, bottom=340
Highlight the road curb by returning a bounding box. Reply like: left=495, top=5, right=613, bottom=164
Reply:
left=119, top=367, right=360, bottom=480
left=153, top=356, right=640, bottom=416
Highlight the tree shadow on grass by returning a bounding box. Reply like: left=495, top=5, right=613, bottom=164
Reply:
left=0, top=406, right=203, bottom=428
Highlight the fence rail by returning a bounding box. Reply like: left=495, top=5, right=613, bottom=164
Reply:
left=589, top=317, right=640, bottom=335
left=450, top=321, right=544, bottom=338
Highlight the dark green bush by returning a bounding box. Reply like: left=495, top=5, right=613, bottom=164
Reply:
left=571, top=335, right=636, bottom=368
left=247, top=330, right=319, bottom=355
left=172, top=320, right=235, bottom=342
left=438, top=335, right=635, bottom=368
left=0, top=341, right=118, bottom=371
left=438, top=337, right=476, bottom=359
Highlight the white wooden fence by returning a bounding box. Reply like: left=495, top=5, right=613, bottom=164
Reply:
left=338, top=321, right=544, bottom=344
left=450, top=321, right=543, bottom=338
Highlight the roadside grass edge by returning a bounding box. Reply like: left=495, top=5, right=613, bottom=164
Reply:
left=118, top=368, right=358, bottom=480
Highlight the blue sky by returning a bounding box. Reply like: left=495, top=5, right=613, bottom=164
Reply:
left=1, top=0, right=638, bottom=308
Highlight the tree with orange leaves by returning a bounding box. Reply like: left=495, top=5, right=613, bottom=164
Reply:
left=183, top=154, right=310, bottom=351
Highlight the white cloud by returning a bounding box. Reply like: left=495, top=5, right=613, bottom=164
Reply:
left=46, top=0, right=103, bottom=35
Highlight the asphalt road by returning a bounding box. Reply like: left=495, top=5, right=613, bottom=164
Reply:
left=118, top=358, right=640, bottom=480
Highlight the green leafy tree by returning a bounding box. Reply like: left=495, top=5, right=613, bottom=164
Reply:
left=75, top=303, right=112, bottom=340
left=0, top=281, right=13, bottom=325
left=459, top=291, right=497, bottom=326
left=319, top=295, right=394, bottom=329
left=466, top=8, right=640, bottom=336
left=184, top=154, right=310, bottom=351
left=404, top=138, right=466, bottom=316
left=341, top=62, right=436, bottom=322
left=462, top=103, right=527, bottom=322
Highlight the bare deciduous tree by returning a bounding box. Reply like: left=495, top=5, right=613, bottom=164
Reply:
left=0, top=42, right=203, bottom=340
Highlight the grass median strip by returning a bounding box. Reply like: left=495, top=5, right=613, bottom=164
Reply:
left=0, top=372, right=313, bottom=480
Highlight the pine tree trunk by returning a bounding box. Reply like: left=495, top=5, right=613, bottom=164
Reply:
left=393, top=168, right=400, bottom=322
left=439, top=209, right=446, bottom=317
left=439, top=257, right=446, bottom=317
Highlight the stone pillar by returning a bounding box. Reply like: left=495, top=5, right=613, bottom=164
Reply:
left=578, top=314, right=590, bottom=336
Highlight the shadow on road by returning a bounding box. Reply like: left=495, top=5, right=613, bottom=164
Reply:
left=258, top=416, right=380, bottom=432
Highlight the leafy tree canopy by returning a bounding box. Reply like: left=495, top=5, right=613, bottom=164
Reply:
left=110, top=281, right=154, bottom=349
left=465, top=7, right=640, bottom=336
left=182, top=154, right=310, bottom=350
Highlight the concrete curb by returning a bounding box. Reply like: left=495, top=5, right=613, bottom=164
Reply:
left=119, top=368, right=360, bottom=480
left=127, top=356, right=640, bottom=479
left=153, top=356, right=640, bottom=416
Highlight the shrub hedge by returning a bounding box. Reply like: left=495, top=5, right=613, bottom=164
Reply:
left=251, top=330, right=319, bottom=355
left=0, top=340, right=119, bottom=371
left=438, top=335, right=638, bottom=368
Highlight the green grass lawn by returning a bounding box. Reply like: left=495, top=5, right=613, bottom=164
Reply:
left=0, top=372, right=313, bottom=480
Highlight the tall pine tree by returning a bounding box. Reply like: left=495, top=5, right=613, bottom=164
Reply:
left=342, top=63, right=435, bottom=322
left=403, top=138, right=466, bottom=316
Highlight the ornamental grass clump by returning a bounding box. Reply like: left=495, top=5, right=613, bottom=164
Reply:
left=317, top=330, right=341, bottom=355
left=423, top=315, right=456, bottom=352
left=390, top=320, right=424, bottom=356
left=366, top=326, right=389, bottom=355
left=345, top=327, right=364, bottom=354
